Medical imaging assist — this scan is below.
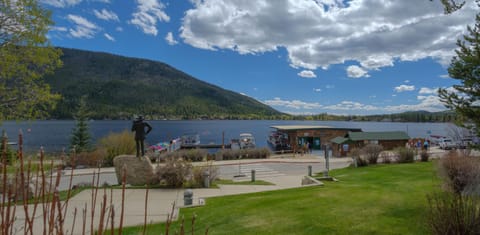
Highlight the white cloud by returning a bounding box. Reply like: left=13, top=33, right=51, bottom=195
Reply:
left=419, top=87, right=438, bottom=94
left=165, top=32, right=178, bottom=45
left=94, top=9, right=119, bottom=21
left=104, top=33, right=115, bottom=41
left=440, top=74, right=451, bottom=79
left=66, top=14, right=100, bottom=38
left=324, top=101, right=379, bottom=111
left=130, top=0, right=170, bottom=36
left=385, top=95, right=445, bottom=112
left=394, top=84, right=415, bottom=92
left=314, top=88, right=322, bottom=92
left=180, top=0, right=477, bottom=71
left=40, top=0, right=82, bottom=7
left=116, top=26, right=123, bottom=32
left=298, top=70, right=317, bottom=78
left=347, top=65, right=369, bottom=78
left=264, top=97, right=322, bottom=110
left=325, top=85, right=335, bottom=89
left=51, top=26, right=68, bottom=32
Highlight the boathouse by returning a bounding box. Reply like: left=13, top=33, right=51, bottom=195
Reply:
left=270, top=125, right=362, bottom=152
left=330, top=131, right=410, bottom=157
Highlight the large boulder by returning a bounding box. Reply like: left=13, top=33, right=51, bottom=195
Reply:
left=113, top=155, right=155, bottom=186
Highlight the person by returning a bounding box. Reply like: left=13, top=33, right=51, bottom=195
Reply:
left=131, top=115, right=152, bottom=157
left=423, top=139, right=429, bottom=151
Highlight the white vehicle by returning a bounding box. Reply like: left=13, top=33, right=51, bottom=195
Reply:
left=439, top=138, right=456, bottom=150
left=457, top=137, right=473, bottom=149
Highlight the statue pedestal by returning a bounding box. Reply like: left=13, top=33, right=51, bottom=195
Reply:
left=113, top=155, right=155, bottom=186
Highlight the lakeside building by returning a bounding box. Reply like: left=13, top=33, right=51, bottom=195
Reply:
left=331, top=131, right=410, bottom=157
left=269, top=125, right=362, bottom=152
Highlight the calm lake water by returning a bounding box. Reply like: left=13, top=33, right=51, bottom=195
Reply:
left=0, top=120, right=454, bottom=153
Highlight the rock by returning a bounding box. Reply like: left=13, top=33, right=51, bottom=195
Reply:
left=113, top=155, right=155, bottom=186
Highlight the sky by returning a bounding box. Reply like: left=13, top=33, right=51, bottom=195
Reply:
left=42, top=0, right=478, bottom=116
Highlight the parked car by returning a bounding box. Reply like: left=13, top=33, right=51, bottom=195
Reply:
left=439, top=138, right=456, bottom=150
left=457, top=137, right=473, bottom=149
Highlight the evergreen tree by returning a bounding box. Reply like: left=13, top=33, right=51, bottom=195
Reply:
left=438, top=1, right=480, bottom=142
left=70, top=97, right=91, bottom=152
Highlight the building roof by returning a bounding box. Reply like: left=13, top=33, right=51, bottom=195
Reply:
left=347, top=131, right=410, bottom=141
left=270, top=125, right=362, bottom=132
left=331, top=137, right=349, bottom=144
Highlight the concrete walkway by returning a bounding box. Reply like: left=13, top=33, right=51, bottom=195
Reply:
left=9, top=154, right=349, bottom=234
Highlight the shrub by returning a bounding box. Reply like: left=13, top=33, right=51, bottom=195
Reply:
left=362, top=144, right=383, bottom=164
left=380, top=152, right=395, bottom=164
left=395, top=147, right=415, bottom=163
left=215, top=148, right=271, bottom=161
left=348, top=148, right=368, bottom=167
left=427, top=192, right=480, bottom=235
left=190, top=163, right=219, bottom=188
left=438, top=151, right=480, bottom=195
left=155, top=157, right=192, bottom=188
left=68, top=149, right=106, bottom=168
left=158, top=149, right=208, bottom=162
left=96, top=130, right=136, bottom=166
left=420, top=150, right=429, bottom=162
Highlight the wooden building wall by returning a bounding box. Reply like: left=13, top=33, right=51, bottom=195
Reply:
left=284, top=129, right=352, bottom=151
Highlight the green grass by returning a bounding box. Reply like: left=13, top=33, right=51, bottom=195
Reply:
left=122, top=162, right=440, bottom=235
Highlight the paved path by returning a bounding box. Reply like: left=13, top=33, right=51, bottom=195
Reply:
left=11, top=155, right=352, bottom=234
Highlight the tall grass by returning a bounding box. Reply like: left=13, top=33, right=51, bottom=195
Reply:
left=97, top=130, right=136, bottom=167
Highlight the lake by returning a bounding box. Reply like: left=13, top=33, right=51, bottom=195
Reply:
left=0, top=120, right=454, bottom=153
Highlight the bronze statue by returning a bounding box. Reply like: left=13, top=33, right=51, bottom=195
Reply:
left=131, top=115, right=152, bottom=157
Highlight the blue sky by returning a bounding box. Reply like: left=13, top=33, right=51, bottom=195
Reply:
left=42, top=0, right=478, bottom=115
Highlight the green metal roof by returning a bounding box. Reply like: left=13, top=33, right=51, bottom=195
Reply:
left=347, top=131, right=410, bottom=141
left=270, top=125, right=362, bottom=132
left=331, top=137, right=349, bottom=144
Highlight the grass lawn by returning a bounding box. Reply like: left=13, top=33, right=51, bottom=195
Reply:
left=122, top=162, right=440, bottom=235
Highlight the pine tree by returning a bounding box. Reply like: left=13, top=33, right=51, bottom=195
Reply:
left=439, top=5, right=480, bottom=141
left=70, top=97, right=91, bottom=152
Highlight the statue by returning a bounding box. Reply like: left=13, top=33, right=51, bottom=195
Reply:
left=131, top=115, right=152, bottom=157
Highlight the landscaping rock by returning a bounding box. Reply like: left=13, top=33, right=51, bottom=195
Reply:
left=113, top=155, right=154, bottom=185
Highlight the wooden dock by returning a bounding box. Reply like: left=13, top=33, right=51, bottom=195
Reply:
left=181, top=144, right=232, bottom=149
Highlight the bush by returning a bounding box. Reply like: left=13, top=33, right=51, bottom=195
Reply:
left=215, top=148, right=271, bottom=161
left=155, top=157, right=192, bottom=188
left=427, top=192, right=480, bottom=235
left=190, top=163, right=218, bottom=188
left=158, top=149, right=208, bottom=162
left=362, top=144, right=383, bottom=164
left=395, top=147, right=415, bottom=163
left=68, top=149, right=106, bottom=168
left=438, top=151, right=480, bottom=195
left=96, top=130, right=136, bottom=167
left=380, top=152, right=395, bottom=164
left=420, top=150, right=429, bottom=162
left=348, top=148, right=368, bottom=167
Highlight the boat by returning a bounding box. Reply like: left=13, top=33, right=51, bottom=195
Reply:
left=239, top=133, right=256, bottom=149
left=181, top=133, right=200, bottom=147
left=230, top=138, right=240, bottom=150
left=267, top=131, right=291, bottom=151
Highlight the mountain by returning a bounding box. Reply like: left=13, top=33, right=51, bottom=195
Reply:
left=44, top=48, right=286, bottom=120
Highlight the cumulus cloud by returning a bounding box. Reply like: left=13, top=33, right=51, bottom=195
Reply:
left=324, top=101, right=379, bottom=111
left=385, top=95, right=445, bottom=112
left=94, top=9, right=119, bottom=21
left=165, top=32, right=178, bottom=45
left=264, top=97, right=322, bottom=110
left=394, top=85, right=415, bottom=92
left=40, top=0, right=82, bottom=7
left=347, top=65, right=369, bottom=78
left=104, top=33, right=115, bottom=41
left=130, top=0, right=170, bottom=36
left=298, top=70, right=317, bottom=78
left=180, top=0, right=476, bottom=73
left=419, top=87, right=438, bottom=94
left=67, top=14, right=100, bottom=38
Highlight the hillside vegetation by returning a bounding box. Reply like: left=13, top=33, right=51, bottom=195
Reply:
left=44, top=48, right=286, bottom=120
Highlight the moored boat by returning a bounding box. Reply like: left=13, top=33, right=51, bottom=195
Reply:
left=239, top=133, right=255, bottom=149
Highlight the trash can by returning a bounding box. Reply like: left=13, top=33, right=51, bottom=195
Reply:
left=184, top=189, right=193, bottom=206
